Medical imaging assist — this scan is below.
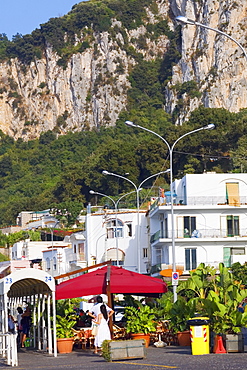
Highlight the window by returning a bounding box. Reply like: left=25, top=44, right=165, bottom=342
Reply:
left=126, top=223, right=132, bottom=237
left=111, top=260, right=124, bottom=266
left=143, top=248, right=148, bottom=258
left=53, top=257, right=57, bottom=270
left=184, top=216, right=196, bottom=237
left=185, top=248, right=197, bottom=270
left=46, top=257, right=50, bottom=271
left=106, top=219, right=123, bottom=238
left=226, top=182, right=240, bottom=206
left=78, top=243, right=85, bottom=260
left=227, top=215, right=239, bottom=236
left=73, top=244, right=77, bottom=254
left=156, top=249, right=162, bottom=264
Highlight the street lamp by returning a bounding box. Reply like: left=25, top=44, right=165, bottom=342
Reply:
left=125, top=120, right=215, bottom=301
left=89, top=189, right=137, bottom=266
left=175, top=16, right=247, bottom=62
left=102, top=169, right=170, bottom=273
left=50, top=220, right=60, bottom=276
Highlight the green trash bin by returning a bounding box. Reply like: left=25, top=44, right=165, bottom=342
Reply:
left=187, top=317, right=210, bottom=355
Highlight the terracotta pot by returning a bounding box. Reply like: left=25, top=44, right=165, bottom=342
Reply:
left=131, top=333, right=150, bottom=348
left=177, top=331, right=191, bottom=346
left=57, top=338, right=74, bottom=353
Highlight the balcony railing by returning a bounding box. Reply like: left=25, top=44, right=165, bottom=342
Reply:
left=150, top=196, right=247, bottom=209
left=150, top=228, right=247, bottom=243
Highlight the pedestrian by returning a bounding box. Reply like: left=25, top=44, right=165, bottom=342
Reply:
left=94, top=304, right=111, bottom=354
left=88, top=296, right=114, bottom=321
left=20, top=305, right=31, bottom=348
left=88, top=296, right=114, bottom=338
left=16, top=307, right=23, bottom=346
left=8, top=309, right=15, bottom=333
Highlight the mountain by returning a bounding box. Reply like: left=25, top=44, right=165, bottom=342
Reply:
left=0, top=0, right=246, bottom=140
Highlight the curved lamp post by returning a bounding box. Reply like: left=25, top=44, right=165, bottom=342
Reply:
left=50, top=220, right=60, bottom=276
left=125, top=120, right=215, bottom=301
left=102, top=169, right=170, bottom=273
left=175, top=16, right=247, bottom=62
left=90, top=189, right=137, bottom=266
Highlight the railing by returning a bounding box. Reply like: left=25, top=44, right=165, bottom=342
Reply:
left=150, top=230, right=160, bottom=244
left=0, top=333, right=18, bottom=367
left=150, top=228, right=247, bottom=243
left=150, top=263, right=162, bottom=274
left=150, top=196, right=247, bottom=209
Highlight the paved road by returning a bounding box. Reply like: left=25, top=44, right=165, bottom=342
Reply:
left=1, top=345, right=247, bottom=370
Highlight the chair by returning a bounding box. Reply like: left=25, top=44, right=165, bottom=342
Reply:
left=112, top=324, right=127, bottom=340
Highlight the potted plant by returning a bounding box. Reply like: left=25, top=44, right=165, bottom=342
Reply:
left=190, top=263, right=247, bottom=352
left=125, top=305, right=157, bottom=347
left=56, top=299, right=77, bottom=353
left=169, top=297, right=196, bottom=346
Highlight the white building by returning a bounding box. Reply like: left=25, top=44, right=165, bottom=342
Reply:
left=85, top=205, right=148, bottom=273
left=149, top=173, right=247, bottom=276
left=11, top=240, right=70, bottom=262
left=11, top=233, right=86, bottom=277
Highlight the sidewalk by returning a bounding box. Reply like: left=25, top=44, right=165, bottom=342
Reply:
left=1, top=345, right=247, bottom=370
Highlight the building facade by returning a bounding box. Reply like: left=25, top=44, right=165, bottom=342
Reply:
left=85, top=204, right=149, bottom=273
left=149, top=173, right=247, bottom=276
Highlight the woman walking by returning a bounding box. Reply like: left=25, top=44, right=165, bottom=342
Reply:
left=94, top=304, right=111, bottom=354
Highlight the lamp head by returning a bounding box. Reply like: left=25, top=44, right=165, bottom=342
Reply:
left=102, top=170, right=110, bottom=175
left=176, top=16, right=195, bottom=25
left=204, top=123, right=215, bottom=130
left=125, top=120, right=137, bottom=127
left=89, top=190, right=95, bottom=194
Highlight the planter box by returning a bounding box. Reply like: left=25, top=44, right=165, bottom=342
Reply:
left=177, top=331, right=191, bottom=346
left=108, top=339, right=146, bottom=361
left=224, top=333, right=244, bottom=353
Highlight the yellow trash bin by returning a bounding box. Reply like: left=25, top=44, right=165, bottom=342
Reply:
left=187, top=317, right=210, bottom=355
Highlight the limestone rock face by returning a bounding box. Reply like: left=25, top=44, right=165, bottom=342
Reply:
left=169, top=0, right=247, bottom=124
left=0, top=0, right=247, bottom=138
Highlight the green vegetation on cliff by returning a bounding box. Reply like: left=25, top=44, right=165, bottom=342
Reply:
left=0, top=105, right=245, bottom=226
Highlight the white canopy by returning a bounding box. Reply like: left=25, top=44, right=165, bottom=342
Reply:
left=0, top=268, right=57, bottom=363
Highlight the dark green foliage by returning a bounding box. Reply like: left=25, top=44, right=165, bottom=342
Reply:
left=0, top=104, right=244, bottom=226
left=231, top=262, right=247, bottom=286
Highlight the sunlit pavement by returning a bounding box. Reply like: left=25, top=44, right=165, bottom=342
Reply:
left=1, top=345, right=247, bottom=370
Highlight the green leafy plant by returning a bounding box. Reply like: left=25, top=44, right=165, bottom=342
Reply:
left=56, top=299, right=78, bottom=338
left=168, top=297, right=196, bottom=333
left=101, top=340, right=112, bottom=362
left=125, top=305, right=156, bottom=334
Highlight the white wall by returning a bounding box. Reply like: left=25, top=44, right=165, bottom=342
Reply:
left=176, top=173, right=247, bottom=205
left=86, top=209, right=148, bottom=273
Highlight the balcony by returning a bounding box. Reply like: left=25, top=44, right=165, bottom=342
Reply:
left=150, top=228, right=247, bottom=243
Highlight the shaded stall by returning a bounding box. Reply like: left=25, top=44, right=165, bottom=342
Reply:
left=0, top=268, right=57, bottom=366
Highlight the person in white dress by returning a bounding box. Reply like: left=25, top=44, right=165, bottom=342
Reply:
left=88, top=295, right=114, bottom=320
left=94, top=304, right=111, bottom=354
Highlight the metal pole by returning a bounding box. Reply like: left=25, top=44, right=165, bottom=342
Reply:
left=176, top=16, right=247, bottom=62
left=125, top=121, right=214, bottom=301
left=90, top=191, right=118, bottom=265
left=102, top=172, right=140, bottom=272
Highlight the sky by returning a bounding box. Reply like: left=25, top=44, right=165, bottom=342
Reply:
left=0, top=1, right=83, bottom=40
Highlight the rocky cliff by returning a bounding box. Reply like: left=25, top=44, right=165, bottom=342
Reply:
left=169, top=0, right=247, bottom=124
left=0, top=0, right=246, bottom=139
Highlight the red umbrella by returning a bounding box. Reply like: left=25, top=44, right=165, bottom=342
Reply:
left=56, top=265, right=168, bottom=300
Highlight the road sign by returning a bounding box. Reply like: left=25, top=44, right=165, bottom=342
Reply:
left=172, top=271, right=179, bottom=285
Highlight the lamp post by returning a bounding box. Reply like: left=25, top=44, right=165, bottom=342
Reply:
left=89, top=189, right=137, bottom=266
left=175, top=16, right=247, bottom=62
left=125, top=120, right=215, bottom=301
left=49, top=220, right=60, bottom=276
left=102, top=169, right=170, bottom=273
